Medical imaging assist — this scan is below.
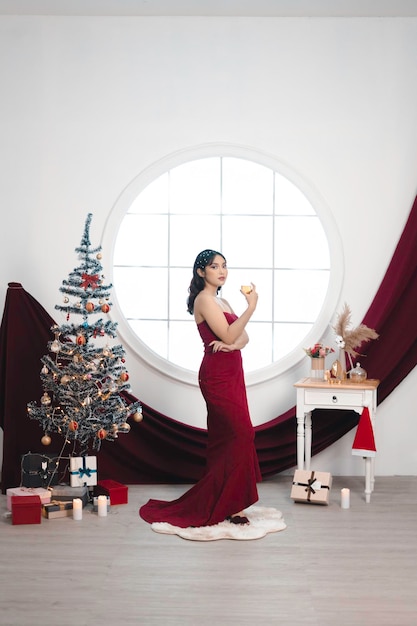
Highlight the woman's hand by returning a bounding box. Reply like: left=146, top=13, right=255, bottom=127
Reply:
left=240, top=283, right=258, bottom=310
left=209, top=340, right=237, bottom=353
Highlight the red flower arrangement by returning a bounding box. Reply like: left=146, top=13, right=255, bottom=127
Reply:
left=304, top=343, right=335, bottom=358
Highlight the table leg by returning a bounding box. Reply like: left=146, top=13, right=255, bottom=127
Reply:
left=370, top=456, right=375, bottom=493
left=364, top=457, right=372, bottom=503
left=305, top=411, right=312, bottom=471
left=296, top=413, right=305, bottom=470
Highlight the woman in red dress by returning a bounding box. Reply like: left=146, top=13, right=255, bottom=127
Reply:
left=139, top=249, right=261, bottom=528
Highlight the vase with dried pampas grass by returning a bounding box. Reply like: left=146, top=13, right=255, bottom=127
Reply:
left=332, top=303, right=379, bottom=379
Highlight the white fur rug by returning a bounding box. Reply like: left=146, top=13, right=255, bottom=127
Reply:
left=151, top=506, right=286, bottom=541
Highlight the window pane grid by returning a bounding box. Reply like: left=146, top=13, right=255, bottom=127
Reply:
left=113, top=156, right=331, bottom=373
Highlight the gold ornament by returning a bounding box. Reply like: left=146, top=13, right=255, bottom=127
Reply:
left=41, top=393, right=51, bottom=405
left=132, top=411, right=143, bottom=423
left=41, top=434, right=52, bottom=446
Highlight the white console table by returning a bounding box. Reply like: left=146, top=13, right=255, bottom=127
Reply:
left=294, top=378, right=380, bottom=503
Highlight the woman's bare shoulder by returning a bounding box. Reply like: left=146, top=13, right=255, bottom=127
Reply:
left=194, top=291, right=211, bottom=322
left=194, top=291, right=211, bottom=309
left=194, top=292, right=227, bottom=324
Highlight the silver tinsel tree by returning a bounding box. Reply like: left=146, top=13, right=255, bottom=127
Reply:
left=27, top=213, right=142, bottom=456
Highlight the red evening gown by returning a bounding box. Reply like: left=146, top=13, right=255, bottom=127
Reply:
left=139, top=312, right=261, bottom=527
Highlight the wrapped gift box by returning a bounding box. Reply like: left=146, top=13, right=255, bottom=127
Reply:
left=21, top=452, right=61, bottom=488
left=50, top=485, right=89, bottom=508
left=94, top=479, right=128, bottom=505
left=291, top=470, right=332, bottom=505
left=11, top=495, right=42, bottom=525
left=7, top=486, right=51, bottom=511
left=69, top=456, right=97, bottom=487
left=43, top=500, right=73, bottom=519
left=93, top=496, right=111, bottom=513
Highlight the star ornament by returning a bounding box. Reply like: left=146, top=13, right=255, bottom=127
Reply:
left=80, top=273, right=100, bottom=290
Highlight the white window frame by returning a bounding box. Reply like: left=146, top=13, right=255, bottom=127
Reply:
left=101, top=143, right=343, bottom=387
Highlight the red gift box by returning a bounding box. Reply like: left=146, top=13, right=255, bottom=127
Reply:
left=94, top=479, right=128, bottom=505
left=11, top=495, right=42, bottom=525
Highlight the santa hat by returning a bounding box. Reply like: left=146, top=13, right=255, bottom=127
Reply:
left=352, top=406, right=376, bottom=457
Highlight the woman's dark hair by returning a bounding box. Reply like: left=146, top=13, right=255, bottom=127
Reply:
left=187, top=249, right=226, bottom=314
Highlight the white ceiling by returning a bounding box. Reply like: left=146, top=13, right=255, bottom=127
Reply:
left=1, top=0, right=417, bottom=17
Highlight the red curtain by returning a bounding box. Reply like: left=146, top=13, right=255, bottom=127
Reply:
left=359, top=197, right=417, bottom=403
left=1, top=196, right=416, bottom=491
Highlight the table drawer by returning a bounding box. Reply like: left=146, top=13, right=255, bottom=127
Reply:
left=304, top=390, right=365, bottom=406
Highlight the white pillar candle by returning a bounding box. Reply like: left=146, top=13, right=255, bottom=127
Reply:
left=341, top=488, right=350, bottom=509
left=73, top=498, right=82, bottom=520
left=97, top=495, right=108, bottom=517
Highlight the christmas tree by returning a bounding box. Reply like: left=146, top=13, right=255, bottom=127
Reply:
left=27, top=213, right=142, bottom=457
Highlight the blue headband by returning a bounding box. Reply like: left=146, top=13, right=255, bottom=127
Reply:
left=194, top=249, right=223, bottom=270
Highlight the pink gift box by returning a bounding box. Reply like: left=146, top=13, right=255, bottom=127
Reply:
left=290, top=470, right=332, bottom=505
left=7, top=486, right=51, bottom=511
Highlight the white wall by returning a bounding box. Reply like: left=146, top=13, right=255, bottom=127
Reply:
left=1, top=15, right=416, bottom=476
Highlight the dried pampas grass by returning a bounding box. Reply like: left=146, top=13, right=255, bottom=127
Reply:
left=333, top=303, right=379, bottom=357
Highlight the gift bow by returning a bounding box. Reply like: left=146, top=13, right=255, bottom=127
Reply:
left=304, top=472, right=321, bottom=497
left=77, top=466, right=92, bottom=478
left=293, top=471, right=329, bottom=501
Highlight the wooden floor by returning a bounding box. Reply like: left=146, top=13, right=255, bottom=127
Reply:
left=1, top=475, right=416, bottom=626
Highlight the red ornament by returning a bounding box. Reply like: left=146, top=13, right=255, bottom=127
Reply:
left=69, top=420, right=78, bottom=432
left=76, top=335, right=86, bottom=346
left=80, top=273, right=100, bottom=290
left=85, top=302, right=95, bottom=312
left=101, top=303, right=110, bottom=313
left=97, top=428, right=107, bottom=440
left=119, top=372, right=129, bottom=382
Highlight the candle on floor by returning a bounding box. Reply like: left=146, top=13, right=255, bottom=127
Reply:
left=97, top=495, right=108, bottom=517
left=73, top=498, right=82, bottom=520
left=341, top=488, right=350, bottom=509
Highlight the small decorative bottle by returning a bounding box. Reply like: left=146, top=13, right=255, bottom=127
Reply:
left=349, top=362, right=367, bottom=383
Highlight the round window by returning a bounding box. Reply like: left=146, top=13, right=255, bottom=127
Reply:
left=102, top=145, right=342, bottom=385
